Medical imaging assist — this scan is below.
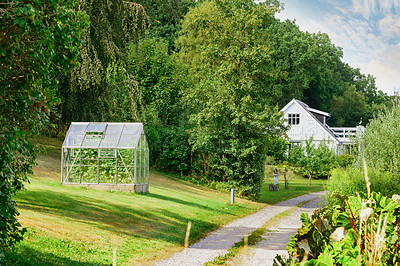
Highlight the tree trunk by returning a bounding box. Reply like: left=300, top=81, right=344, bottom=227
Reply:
left=308, top=170, right=311, bottom=186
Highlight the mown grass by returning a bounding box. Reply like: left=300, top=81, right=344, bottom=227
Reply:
left=259, top=165, right=326, bottom=204
left=2, top=136, right=326, bottom=265
left=2, top=136, right=264, bottom=265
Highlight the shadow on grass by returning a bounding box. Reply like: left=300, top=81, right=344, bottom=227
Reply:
left=141, top=192, right=246, bottom=215
left=12, top=188, right=232, bottom=265
left=15, top=188, right=228, bottom=244
left=3, top=245, right=104, bottom=266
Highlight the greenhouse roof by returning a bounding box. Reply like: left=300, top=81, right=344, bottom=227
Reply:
left=63, top=122, right=145, bottom=149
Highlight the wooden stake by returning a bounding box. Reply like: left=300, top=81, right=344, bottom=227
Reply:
left=113, top=247, right=117, bottom=266
left=184, top=221, right=192, bottom=248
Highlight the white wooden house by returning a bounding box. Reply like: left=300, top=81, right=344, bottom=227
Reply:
left=281, top=99, right=363, bottom=154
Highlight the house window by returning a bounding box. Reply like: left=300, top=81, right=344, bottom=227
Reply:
left=288, top=114, right=300, bottom=125
left=288, top=141, right=301, bottom=150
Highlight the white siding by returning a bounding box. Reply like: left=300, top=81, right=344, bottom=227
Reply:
left=283, top=101, right=339, bottom=151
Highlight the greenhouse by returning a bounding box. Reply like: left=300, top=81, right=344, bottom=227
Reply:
left=61, top=122, right=149, bottom=192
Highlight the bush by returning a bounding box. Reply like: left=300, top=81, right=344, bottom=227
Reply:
left=159, top=126, right=191, bottom=175
left=360, top=103, right=400, bottom=175
left=328, top=166, right=400, bottom=198
left=336, top=153, right=355, bottom=168
left=265, top=137, right=288, bottom=163
left=287, top=139, right=337, bottom=180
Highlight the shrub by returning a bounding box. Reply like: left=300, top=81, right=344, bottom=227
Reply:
left=158, top=126, right=191, bottom=176
left=360, top=103, right=400, bottom=176
left=328, top=166, right=400, bottom=197
left=287, top=139, right=337, bottom=181
left=265, top=137, right=288, bottom=163
left=336, top=153, right=355, bottom=168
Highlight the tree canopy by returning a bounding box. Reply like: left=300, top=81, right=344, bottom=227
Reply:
left=176, top=0, right=286, bottom=198
left=0, top=0, right=88, bottom=249
left=0, top=1, right=392, bottom=242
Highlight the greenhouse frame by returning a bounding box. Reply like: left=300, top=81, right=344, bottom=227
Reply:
left=61, top=122, right=149, bottom=192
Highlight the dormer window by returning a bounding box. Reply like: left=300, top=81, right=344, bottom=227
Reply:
left=288, top=114, right=300, bottom=125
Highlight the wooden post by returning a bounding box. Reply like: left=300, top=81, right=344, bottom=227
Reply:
left=284, top=172, right=288, bottom=189
left=184, top=221, right=192, bottom=248
left=113, top=247, right=117, bottom=266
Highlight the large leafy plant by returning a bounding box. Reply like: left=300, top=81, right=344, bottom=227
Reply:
left=276, top=191, right=400, bottom=265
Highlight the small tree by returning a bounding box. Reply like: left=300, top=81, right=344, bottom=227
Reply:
left=288, top=138, right=337, bottom=185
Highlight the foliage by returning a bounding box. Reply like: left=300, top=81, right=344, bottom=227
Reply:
left=58, top=0, right=149, bottom=124
left=360, top=103, right=400, bottom=176
left=336, top=153, right=355, bottom=168
left=328, top=166, right=400, bottom=198
left=287, top=139, right=337, bottom=181
left=0, top=0, right=88, bottom=250
left=126, top=38, right=190, bottom=172
left=277, top=191, right=400, bottom=265
left=265, top=137, right=288, bottom=163
left=268, top=19, right=345, bottom=111
left=158, top=126, right=191, bottom=175
left=137, top=0, right=198, bottom=53
left=176, top=0, right=285, bottom=198
left=331, top=85, right=366, bottom=126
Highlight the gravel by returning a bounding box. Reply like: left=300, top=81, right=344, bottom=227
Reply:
left=154, top=191, right=326, bottom=266
left=243, top=193, right=326, bottom=265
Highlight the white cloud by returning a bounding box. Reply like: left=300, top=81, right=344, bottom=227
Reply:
left=351, top=0, right=400, bottom=18
left=275, top=0, right=400, bottom=94
left=362, top=44, right=400, bottom=94
left=305, top=13, right=385, bottom=64
left=378, top=14, right=400, bottom=40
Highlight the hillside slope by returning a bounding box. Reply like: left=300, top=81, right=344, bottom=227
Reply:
left=3, top=136, right=263, bottom=265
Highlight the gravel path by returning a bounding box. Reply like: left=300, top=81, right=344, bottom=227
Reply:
left=154, top=191, right=326, bottom=266
left=242, top=194, right=326, bottom=265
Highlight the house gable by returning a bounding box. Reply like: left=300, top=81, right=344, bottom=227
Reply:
left=282, top=99, right=339, bottom=147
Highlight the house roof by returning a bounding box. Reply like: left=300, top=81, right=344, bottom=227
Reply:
left=281, top=99, right=339, bottom=143
left=307, top=107, right=330, bottom=117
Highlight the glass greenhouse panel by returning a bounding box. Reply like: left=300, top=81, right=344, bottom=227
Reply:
left=100, top=124, right=124, bottom=148
left=118, top=124, right=142, bottom=148
left=61, top=122, right=149, bottom=192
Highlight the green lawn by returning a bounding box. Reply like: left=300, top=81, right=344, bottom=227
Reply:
left=258, top=177, right=327, bottom=204
left=2, top=136, right=326, bottom=265
left=3, top=137, right=264, bottom=265
left=259, top=165, right=326, bottom=204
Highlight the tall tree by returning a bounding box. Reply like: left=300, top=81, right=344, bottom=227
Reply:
left=136, top=0, right=198, bottom=52
left=268, top=19, right=347, bottom=110
left=268, top=18, right=389, bottom=126
left=58, top=0, right=149, bottom=124
left=177, top=0, right=285, bottom=198
left=0, top=0, right=88, bottom=249
left=331, top=85, right=366, bottom=126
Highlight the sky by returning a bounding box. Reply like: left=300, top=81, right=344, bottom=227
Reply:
left=275, top=0, right=400, bottom=95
